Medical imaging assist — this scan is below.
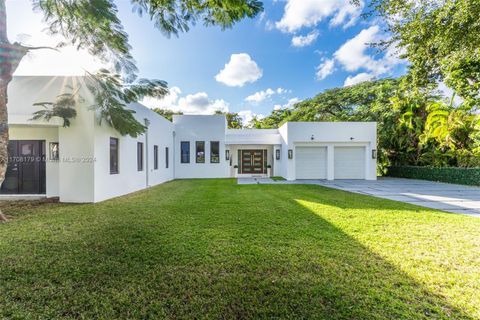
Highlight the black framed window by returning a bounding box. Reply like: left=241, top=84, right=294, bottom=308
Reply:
left=196, top=141, right=205, bottom=163
left=210, top=141, right=220, bottom=163
left=165, top=147, right=169, bottom=168
left=137, top=142, right=144, bottom=171
left=180, top=141, right=190, bottom=163
left=153, top=145, right=158, bottom=170
left=110, top=138, right=119, bottom=174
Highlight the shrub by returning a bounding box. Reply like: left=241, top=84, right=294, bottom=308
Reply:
left=386, top=166, right=480, bottom=186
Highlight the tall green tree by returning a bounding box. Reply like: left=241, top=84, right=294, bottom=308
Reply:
left=0, top=0, right=263, bottom=220
left=214, top=111, right=244, bottom=129
left=369, top=0, right=480, bottom=108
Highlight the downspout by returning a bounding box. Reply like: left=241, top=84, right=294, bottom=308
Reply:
left=144, top=118, right=150, bottom=187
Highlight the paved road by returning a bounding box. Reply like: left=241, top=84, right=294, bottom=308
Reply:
left=238, top=177, right=480, bottom=217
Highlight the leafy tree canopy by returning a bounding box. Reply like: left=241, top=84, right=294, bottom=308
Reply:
left=215, top=111, right=244, bottom=129
left=369, top=0, right=480, bottom=108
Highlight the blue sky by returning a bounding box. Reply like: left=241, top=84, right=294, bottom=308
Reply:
left=8, top=0, right=407, bottom=123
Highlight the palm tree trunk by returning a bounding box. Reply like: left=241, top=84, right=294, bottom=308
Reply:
left=0, top=0, right=26, bottom=221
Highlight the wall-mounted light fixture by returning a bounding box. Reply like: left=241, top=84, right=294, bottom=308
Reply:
left=49, top=142, right=59, bottom=161
left=288, top=149, right=293, bottom=159
left=225, top=150, right=230, bottom=161
left=372, top=149, right=377, bottom=159
left=276, top=149, right=280, bottom=160
left=310, top=134, right=315, bottom=140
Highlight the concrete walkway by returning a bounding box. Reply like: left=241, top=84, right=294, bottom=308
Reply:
left=237, top=177, right=480, bottom=217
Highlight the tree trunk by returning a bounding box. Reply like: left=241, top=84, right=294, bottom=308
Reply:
left=0, top=0, right=27, bottom=221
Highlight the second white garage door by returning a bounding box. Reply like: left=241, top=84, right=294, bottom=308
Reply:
left=295, top=147, right=327, bottom=179
left=334, top=147, right=366, bottom=179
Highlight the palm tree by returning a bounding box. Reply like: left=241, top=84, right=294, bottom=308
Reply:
left=0, top=0, right=263, bottom=220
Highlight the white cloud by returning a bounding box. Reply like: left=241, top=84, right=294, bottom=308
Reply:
left=318, top=25, right=406, bottom=81
left=344, top=73, right=375, bottom=86
left=215, top=53, right=263, bottom=87
left=334, top=25, right=387, bottom=74
left=276, top=0, right=363, bottom=33
left=291, top=30, right=319, bottom=47
left=245, top=87, right=287, bottom=103
left=238, top=110, right=264, bottom=126
left=284, top=97, right=302, bottom=109
left=176, top=92, right=229, bottom=114
left=142, top=86, right=182, bottom=109
left=316, top=58, right=335, bottom=80
left=274, top=98, right=302, bottom=111
left=142, top=87, right=229, bottom=115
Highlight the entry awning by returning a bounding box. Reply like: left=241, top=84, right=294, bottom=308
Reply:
left=225, top=129, right=282, bottom=145
left=9, top=114, right=63, bottom=127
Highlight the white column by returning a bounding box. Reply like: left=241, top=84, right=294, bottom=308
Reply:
left=327, top=144, right=334, bottom=180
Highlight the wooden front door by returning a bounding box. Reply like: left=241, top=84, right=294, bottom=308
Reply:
left=240, top=150, right=267, bottom=174
left=1, top=140, right=46, bottom=194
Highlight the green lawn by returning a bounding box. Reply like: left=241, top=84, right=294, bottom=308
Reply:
left=1, top=179, right=479, bottom=319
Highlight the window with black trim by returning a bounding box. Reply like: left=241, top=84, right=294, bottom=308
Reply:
left=210, top=141, right=219, bottom=163
left=153, top=145, right=158, bottom=170
left=137, top=142, right=144, bottom=171
left=180, top=141, right=190, bottom=163
left=165, top=147, right=169, bottom=168
left=196, top=141, right=205, bottom=163
left=110, top=137, right=119, bottom=174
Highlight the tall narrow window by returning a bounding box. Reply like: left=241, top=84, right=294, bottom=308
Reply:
left=210, top=141, right=220, bottom=163
left=110, top=138, right=119, bottom=174
left=196, top=141, right=205, bottom=163
left=165, top=147, right=169, bottom=168
left=153, top=145, right=158, bottom=170
left=180, top=141, right=190, bottom=163
left=137, top=142, right=144, bottom=171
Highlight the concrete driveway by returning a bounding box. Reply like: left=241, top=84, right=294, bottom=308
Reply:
left=238, top=177, right=480, bottom=217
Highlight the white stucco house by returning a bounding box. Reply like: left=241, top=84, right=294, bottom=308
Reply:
left=3, top=76, right=377, bottom=203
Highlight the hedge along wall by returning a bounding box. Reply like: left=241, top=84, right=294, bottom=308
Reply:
left=386, top=166, right=480, bottom=186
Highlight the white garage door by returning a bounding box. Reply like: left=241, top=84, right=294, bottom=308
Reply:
left=334, top=147, right=366, bottom=179
left=295, top=147, right=327, bottom=179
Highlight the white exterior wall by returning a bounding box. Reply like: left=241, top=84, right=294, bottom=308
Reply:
left=278, top=124, right=289, bottom=179
left=93, top=103, right=174, bottom=202
left=173, top=115, right=229, bottom=178
left=57, top=96, right=96, bottom=202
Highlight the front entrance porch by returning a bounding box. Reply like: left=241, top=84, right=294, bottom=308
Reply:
left=226, top=144, right=278, bottom=178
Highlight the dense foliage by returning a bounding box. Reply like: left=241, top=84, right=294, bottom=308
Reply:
left=252, top=78, right=480, bottom=171
left=215, top=111, right=244, bottom=129
left=387, top=166, right=480, bottom=186
left=368, top=0, right=480, bottom=109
